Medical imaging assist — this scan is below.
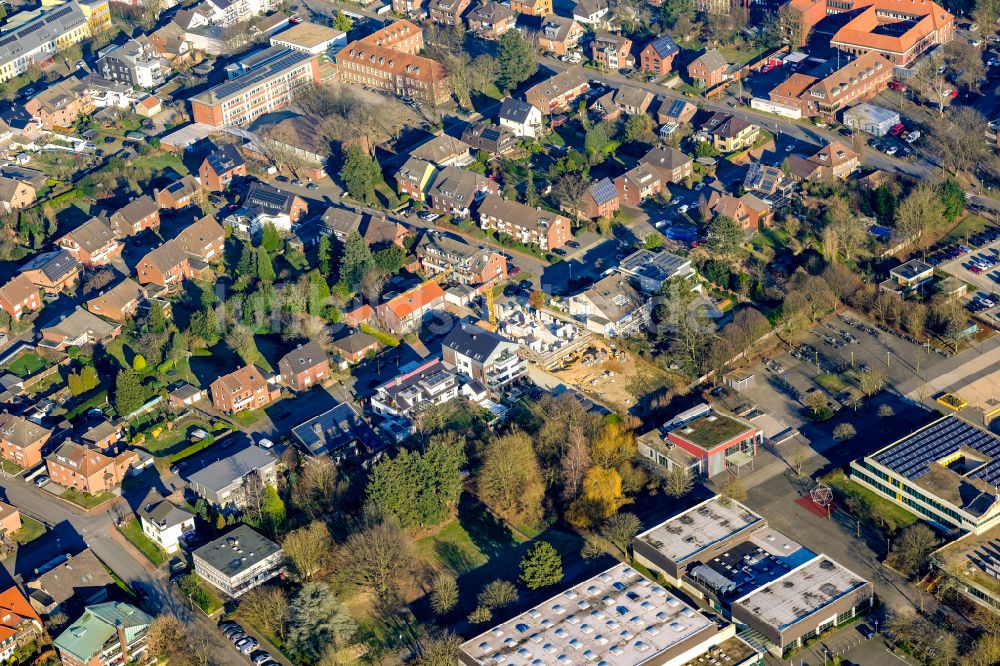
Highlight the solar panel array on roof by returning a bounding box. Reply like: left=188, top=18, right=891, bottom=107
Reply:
left=205, top=50, right=311, bottom=101
left=648, top=35, right=679, bottom=58
left=589, top=178, right=617, bottom=206
left=873, top=416, right=1000, bottom=486
left=666, top=99, right=686, bottom=118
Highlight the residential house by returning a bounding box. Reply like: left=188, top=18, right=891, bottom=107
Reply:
left=809, top=141, right=860, bottom=179
left=24, top=79, right=92, bottom=130
left=109, top=196, right=160, bottom=237
left=198, top=143, right=246, bottom=192
left=416, top=232, right=507, bottom=286
left=640, top=35, right=679, bottom=76
left=478, top=194, right=572, bottom=250
left=612, top=87, right=653, bottom=115
left=0, top=1, right=109, bottom=85
left=616, top=248, right=697, bottom=294
left=427, top=166, right=499, bottom=218
left=371, top=358, right=462, bottom=420
left=45, top=441, right=137, bottom=495
left=375, top=281, right=447, bottom=335
left=97, top=39, right=166, bottom=88
left=525, top=69, right=590, bottom=113
left=138, top=492, right=195, bottom=554
left=86, top=279, right=146, bottom=322
left=291, top=402, right=377, bottom=458
left=26, top=549, right=114, bottom=616
left=55, top=218, right=121, bottom=267
left=19, top=249, right=82, bottom=294
left=704, top=113, right=760, bottom=152
left=442, top=322, right=524, bottom=390
left=155, top=175, right=202, bottom=210
left=395, top=157, right=438, bottom=202
left=135, top=94, right=162, bottom=118
left=0, top=414, right=50, bottom=469
left=0, top=587, right=42, bottom=663
left=614, top=164, right=662, bottom=206
left=55, top=602, right=152, bottom=666
left=466, top=2, right=514, bottom=38
left=0, top=274, right=41, bottom=321
left=461, top=122, right=517, bottom=156
left=513, top=0, right=552, bottom=15
left=277, top=341, right=331, bottom=390
left=181, top=445, right=278, bottom=508
left=707, top=191, right=772, bottom=230
left=176, top=216, right=225, bottom=262
left=410, top=135, right=474, bottom=166
left=39, top=308, right=122, bottom=351
left=640, top=146, right=693, bottom=184
left=498, top=97, right=543, bottom=138
left=191, top=47, right=320, bottom=125
left=428, top=0, right=472, bottom=25
left=569, top=273, right=651, bottom=336
left=532, top=14, right=584, bottom=56
left=210, top=365, right=280, bottom=414
left=0, top=177, right=36, bottom=213
left=79, top=420, right=125, bottom=451
left=330, top=332, right=379, bottom=364
left=315, top=209, right=407, bottom=249
left=392, top=0, right=426, bottom=17
left=578, top=177, right=620, bottom=219
left=743, top=162, right=785, bottom=196
left=655, top=98, right=697, bottom=126
left=136, top=241, right=198, bottom=291
left=572, top=0, right=610, bottom=25
left=591, top=33, right=632, bottom=70
left=337, top=21, right=451, bottom=105
left=231, top=182, right=309, bottom=235
left=688, top=49, right=729, bottom=88
left=193, top=526, right=284, bottom=597
left=0, top=502, right=19, bottom=538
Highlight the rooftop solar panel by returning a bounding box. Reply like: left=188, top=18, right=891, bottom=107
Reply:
left=589, top=178, right=617, bottom=206
left=873, top=416, right=1000, bottom=483
left=203, top=50, right=311, bottom=101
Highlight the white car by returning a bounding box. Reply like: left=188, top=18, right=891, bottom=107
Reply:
left=670, top=197, right=681, bottom=205
left=258, top=438, right=274, bottom=449
left=425, top=213, right=440, bottom=222
left=885, top=146, right=898, bottom=156
left=694, top=182, right=705, bottom=191
left=678, top=205, right=689, bottom=214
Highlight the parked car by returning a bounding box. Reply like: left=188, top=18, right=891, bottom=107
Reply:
left=424, top=213, right=440, bottom=222
left=553, top=247, right=567, bottom=256
left=33, top=475, right=48, bottom=487
left=252, top=653, right=272, bottom=665
left=857, top=625, right=876, bottom=640
left=566, top=240, right=580, bottom=249
left=888, top=81, right=906, bottom=91
left=509, top=264, right=521, bottom=275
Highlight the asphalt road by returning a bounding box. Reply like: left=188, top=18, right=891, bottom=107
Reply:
left=0, top=475, right=247, bottom=665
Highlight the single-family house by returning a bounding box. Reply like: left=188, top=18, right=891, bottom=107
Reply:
left=498, top=97, right=543, bottom=138
left=277, top=341, right=331, bottom=390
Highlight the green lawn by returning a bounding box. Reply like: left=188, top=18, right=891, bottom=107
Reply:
left=718, top=45, right=769, bottom=67
left=3, top=352, right=48, bottom=378
left=61, top=489, right=114, bottom=510
left=13, top=516, right=46, bottom=545
left=132, top=152, right=189, bottom=176
left=821, top=469, right=918, bottom=530
left=1, top=460, right=22, bottom=476
left=169, top=434, right=219, bottom=464
left=118, top=518, right=166, bottom=565
left=231, top=409, right=265, bottom=427
left=942, top=214, right=990, bottom=245
left=416, top=519, right=490, bottom=575
left=141, top=419, right=214, bottom=457
left=814, top=373, right=848, bottom=394
left=177, top=574, right=222, bottom=614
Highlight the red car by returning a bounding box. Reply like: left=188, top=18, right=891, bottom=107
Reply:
left=971, top=264, right=984, bottom=274
left=761, top=64, right=775, bottom=73
left=949, top=89, right=959, bottom=98
left=509, top=265, right=521, bottom=276
left=888, top=81, right=906, bottom=91
left=889, top=123, right=906, bottom=136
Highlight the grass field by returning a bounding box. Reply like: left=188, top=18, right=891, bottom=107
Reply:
left=118, top=518, right=166, bottom=565
left=416, top=518, right=490, bottom=575
left=821, top=469, right=918, bottom=530
left=140, top=419, right=213, bottom=457
left=13, top=516, right=46, bottom=545
left=132, top=152, right=189, bottom=176
left=3, top=352, right=48, bottom=378
left=61, top=489, right=114, bottom=510
left=941, top=214, right=991, bottom=245
left=178, top=574, right=222, bottom=614
left=814, top=373, right=848, bottom=394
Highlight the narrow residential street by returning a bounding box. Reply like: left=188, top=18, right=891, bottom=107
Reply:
left=0, top=475, right=247, bottom=664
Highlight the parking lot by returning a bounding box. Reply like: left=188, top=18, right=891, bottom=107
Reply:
left=741, top=311, right=952, bottom=431
left=932, top=223, right=1000, bottom=318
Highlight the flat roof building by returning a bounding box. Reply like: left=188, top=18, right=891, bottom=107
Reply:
left=850, top=414, right=1000, bottom=534
left=633, top=496, right=873, bottom=658
left=459, top=562, right=759, bottom=666
left=642, top=403, right=761, bottom=479
left=193, top=525, right=283, bottom=597
left=731, top=556, right=873, bottom=657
